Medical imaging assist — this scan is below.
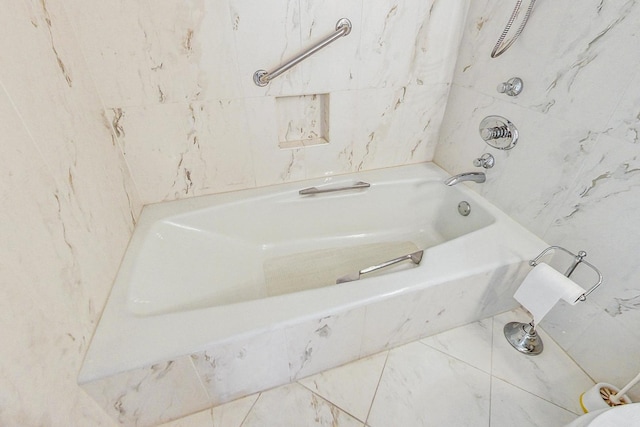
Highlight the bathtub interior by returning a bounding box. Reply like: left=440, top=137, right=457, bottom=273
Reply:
left=79, top=162, right=549, bottom=414
left=126, top=171, right=496, bottom=316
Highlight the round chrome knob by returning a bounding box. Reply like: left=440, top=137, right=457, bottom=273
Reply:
left=497, top=77, right=523, bottom=96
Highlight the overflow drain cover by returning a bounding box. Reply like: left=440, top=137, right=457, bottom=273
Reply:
left=458, top=201, right=471, bottom=216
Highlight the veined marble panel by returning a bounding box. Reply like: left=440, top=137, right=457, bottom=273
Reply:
left=298, top=352, right=387, bottom=422
left=0, top=0, right=140, bottom=221
left=110, top=100, right=256, bottom=204
left=436, top=85, right=599, bottom=237
left=453, top=0, right=640, bottom=132
left=0, top=1, right=140, bottom=425
left=242, top=383, right=364, bottom=427
left=63, top=0, right=166, bottom=107
left=358, top=0, right=434, bottom=89
left=81, top=357, right=210, bottom=427
left=543, top=134, right=640, bottom=310
left=306, top=85, right=450, bottom=178
left=563, top=310, right=640, bottom=402
left=0, top=85, right=117, bottom=427
left=437, top=0, right=640, bottom=408
left=421, top=318, right=493, bottom=374
left=286, top=308, right=366, bottom=381
left=297, top=0, right=364, bottom=94
left=360, top=264, right=526, bottom=356
left=490, top=378, right=577, bottom=427
left=408, top=0, right=470, bottom=88
left=605, top=67, right=640, bottom=144
left=190, top=330, right=290, bottom=406
left=492, top=311, right=594, bottom=414
left=65, top=0, right=242, bottom=107
left=367, top=342, right=491, bottom=427
left=231, top=0, right=304, bottom=98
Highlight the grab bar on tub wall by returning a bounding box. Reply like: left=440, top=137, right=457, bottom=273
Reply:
left=253, top=18, right=352, bottom=87
left=299, top=181, right=370, bottom=195
left=336, top=250, right=424, bottom=284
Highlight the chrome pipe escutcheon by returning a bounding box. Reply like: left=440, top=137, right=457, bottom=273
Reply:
left=479, top=115, right=519, bottom=150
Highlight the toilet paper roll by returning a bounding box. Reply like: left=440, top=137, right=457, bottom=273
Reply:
left=514, top=263, right=585, bottom=325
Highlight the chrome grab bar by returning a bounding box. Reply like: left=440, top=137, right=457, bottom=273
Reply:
left=529, top=246, right=603, bottom=302
left=253, top=18, right=352, bottom=87
left=336, top=250, right=424, bottom=284
left=299, top=181, right=370, bottom=196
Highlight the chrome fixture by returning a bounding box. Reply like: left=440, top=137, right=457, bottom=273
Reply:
left=504, top=321, right=544, bottom=355
left=473, top=153, right=495, bottom=169
left=497, top=77, right=523, bottom=96
left=336, top=250, right=424, bottom=284
left=444, top=172, right=486, bottom=186
left=491, top=0, right=537, bottom=58
left=254, top=18, right=352, bottom=87
left=504, top=246, right=604, bottom=356
left=528, top=246, right=603, bottom=302
left=457, top=201, right=471, bottom=217
left=299, top=180, right=369, bottom=195
left=479, top=115, right=519, bottom=150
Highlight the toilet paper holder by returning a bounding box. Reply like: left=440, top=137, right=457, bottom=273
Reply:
left=504, top=246, right=603, bottom=355
left=529, top=246, right=603, bottom=303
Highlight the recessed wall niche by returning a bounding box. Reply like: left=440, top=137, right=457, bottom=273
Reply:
left=276, top=94, right=330, bottom=149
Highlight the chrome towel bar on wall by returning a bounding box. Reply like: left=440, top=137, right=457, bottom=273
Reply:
left=253, top=18, right=352, bottom=87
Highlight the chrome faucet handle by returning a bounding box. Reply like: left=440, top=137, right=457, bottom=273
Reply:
left=479, top=116, right=518, bottom=150
left=473, top=153, right=495, bottom=169
left=497, top=77, right=523, bottom=96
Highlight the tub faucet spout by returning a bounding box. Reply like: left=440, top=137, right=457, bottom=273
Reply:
left=444, top=172, right=486, bottom=186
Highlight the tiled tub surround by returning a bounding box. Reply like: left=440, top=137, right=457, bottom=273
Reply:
left=159, top=310, right=593, bottom=427
left=434, top=0, right=640, bottom=398
left=0, top=1, right=143, bottom=425
left=80, top=163, right=547, bottom=426
left=64, top=0, right=471, bottom=204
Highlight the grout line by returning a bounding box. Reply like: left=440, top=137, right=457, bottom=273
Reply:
left=491, top=376, right=583, bottom=417
left=294, top=378, right=366, bottom=425
left=238, top=393, right=261, bottom=427
left=536, top=323, right=599, bottom=385
left=488, top=315, right=495, bottom=427
left=187, top=355, right=211, bottom=402
left=364, top=350, right=390, bottom=426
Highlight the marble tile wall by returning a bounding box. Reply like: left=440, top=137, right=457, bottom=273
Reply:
left=0, top=0, right=142, bottom=426
left=64, top=0, right=470, bottom=204
left=1, top=0, right=468, bottom=423
left=434, top=0, right=640, bottom=399
left=12, top=0, right=640, bottom=424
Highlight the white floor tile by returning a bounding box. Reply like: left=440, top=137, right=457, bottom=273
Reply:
left=242, top=383, right=364, bottom=427
left=490, top=377, right=579, bottom=427
left=367, top=341, right=491, bottom=427
left=159, top=394, right=258, bottom=427
left=420, top=317, right=493, bottom=373
left=158, top=408, right=213, bottom=427
left=163, top=311, right=597, bottom=426
left=491, top=311, right=595, bottom=414
left=298, top=351, right=388, bottom=422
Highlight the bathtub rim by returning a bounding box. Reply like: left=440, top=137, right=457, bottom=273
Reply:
left=78, top=162, right=548, bottom=384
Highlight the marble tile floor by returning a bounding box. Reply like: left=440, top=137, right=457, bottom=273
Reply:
left=160, top=309, right=594, bottom=427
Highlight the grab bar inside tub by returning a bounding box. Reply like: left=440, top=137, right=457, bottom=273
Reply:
left=529, top=246, right=603, bottom=302
left=253, top=18, right=352, bottom=86
left=299, top=181, right=370, bottom=196
left=336, top=250, right=424, bottom=284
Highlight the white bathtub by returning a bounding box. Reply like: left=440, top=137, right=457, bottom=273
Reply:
left=79, top=162, right=547, bottom=427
